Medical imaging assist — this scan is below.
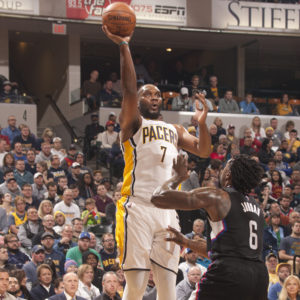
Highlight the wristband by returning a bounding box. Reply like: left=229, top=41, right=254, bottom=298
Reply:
left=119, top=41, right=128, bottom=46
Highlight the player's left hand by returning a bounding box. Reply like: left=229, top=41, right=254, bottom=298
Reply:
left=165, top=226, right=186, bottom=247
left=193, top=92, right=208, bottom=126
left=172, top=154, right=189, bottom=182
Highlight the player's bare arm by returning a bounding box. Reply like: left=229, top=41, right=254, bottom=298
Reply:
left=166, top=226, right=208, bottom=258
left=151, top=155, right=231, bottom=221
left=175, top=93, right=211, bottom=158
left=102, top=25, right=141, bottom=142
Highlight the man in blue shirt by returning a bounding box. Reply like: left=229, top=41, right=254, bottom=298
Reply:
left=240, top=93, right=259, bottom=114
left=1, top=115, right=20, bottom=143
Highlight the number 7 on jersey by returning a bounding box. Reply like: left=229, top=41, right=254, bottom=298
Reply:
left=160, top=146, right=167, bottom=162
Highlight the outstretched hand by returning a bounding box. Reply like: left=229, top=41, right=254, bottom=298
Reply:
left=165, top=226, right=186, bottom=247
left=102, top=25, right=133, bottom=45
left=193, top=92, right=208, bottom=126
left=172, top=154, right=190, bottom=182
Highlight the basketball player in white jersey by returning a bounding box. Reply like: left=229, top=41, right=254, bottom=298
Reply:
left=102, top=25, right=211, bottom=300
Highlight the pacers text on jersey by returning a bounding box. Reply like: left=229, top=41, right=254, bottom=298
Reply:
left=142, top=125, right=178, bottom=145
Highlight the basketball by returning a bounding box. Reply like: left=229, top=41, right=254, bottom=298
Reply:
left=102, top=2, right=136, bottom=37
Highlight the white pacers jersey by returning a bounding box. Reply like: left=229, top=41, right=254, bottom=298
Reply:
left=121, top=117, right=179, bottom=204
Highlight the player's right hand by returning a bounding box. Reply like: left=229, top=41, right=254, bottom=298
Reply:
left=165, top=226, right=186, bottom=247
left=102, top=25, right=133, bottom=45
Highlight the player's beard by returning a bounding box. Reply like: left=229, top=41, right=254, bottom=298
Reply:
left=139, top=101, right=161, bottom=120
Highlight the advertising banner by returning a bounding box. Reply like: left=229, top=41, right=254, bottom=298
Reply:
left=66, top=0, right=186, bottom=26
left=212, top=0, right=300, bottom=33
left=0, top=0, right=39, bottom=15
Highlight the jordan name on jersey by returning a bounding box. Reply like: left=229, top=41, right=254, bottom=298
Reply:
left=142, top=125, right=177, bottom=146
left=241, top=201, right=260, bottom=216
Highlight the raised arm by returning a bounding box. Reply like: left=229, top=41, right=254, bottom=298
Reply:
left=151, top=155, right=230, bottom=221
left=175, top=93, right=211, bottom=158
left=102, top=26, right=141, bottom=142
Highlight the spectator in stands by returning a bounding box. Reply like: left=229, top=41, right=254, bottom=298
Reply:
left=25, top=149, right=37, bottom=175
left=0, top=203, right=8, bottom=234
left=259, top=138, right=275, bottom=165
left=240, top=136, right=256, bottom=156
left=38, top=200, right=54, bottom=219
left=40, top=232, right=64, bottom=276
left=51, top=137, right=66, bottom=163
left=213, top=117, right=226, bottom=138
left=279, top=221, right=300, bottom=271
left=178, top=248, right=207, bottom=280
left=18, top=206, right=41, bottom=248
left=1, top=116, right=20, bottom=144
left=83, top=113, right=104, bottom=160
left=35, top=143, right=52, bottom=165
left=54, top=224, right=76, bottom=256
left=0, top=192, right=13, bottom=216
left=107, top=112, right=120, bottom=133
left=287, top=129, right=300, bottom=155
left=218, top=90, right=239, bottom=113
left=67, top=163, right=81, bottom=186
left=75, top=152, right=92, bottom=175
left=94, top=184, right=113, bottom=216
left=210, top=143, right=225, bottom=161
left=278, top=275, right=300, bottom=300
left=168, top=60, right=187, bottom=85
left=0, top=139, right=7, bottom=169
left=64, top=259, right=78, bottom=274
left=61, top=145, right=77, bottom=171
left=48, top=155, right=68, bottom=183
left=66, top=232, right=101, bottom=267
left=7, top=275, right=22, bottom=298
left=30, top=264, right=55, bottom=300
left=100, top=233, right=117, bottom=272
left=0, top=81, right=15, bottom=102
left=176, top=266, right=202, bottom=300
left=239, top=93, right=259, bottom=114
left=292, top=184, right=300, bottom=209
left=36, top=161, right=49, bottom=185
left=110, top=72, right=122, bottom=96
left=266, top=159, right=287, bottom=185
left=53, top=211, right=66, bottom=235
left=267, top=170, right=285, bottom=200
left=277, top=93, right=293, bottom=116
left=12, top=125, right=36, bottom=152
left=81, top=198, right=101, bottom=226
left=97, top=80, right=120, bottom=107
left=76, top=264, right=100, bottom=300
left=13, top=159, right=33, bottom=187
left=270, top=117, right=284, bottom=142
left=263, top=213, right=287, bottom=260
left=189, top=75, right=203, bottom=97
left=105, top=189, right=121, bottom=229
left=265, top=253, right=279, bottom=288
left=78, top=173, right=96, bottom=200
left=8, top=196, right=27, bottom=235
left=44, top=182, right=60, bottom=205
left=265, top=126, right=282, bottom=149
left=133, top=54, right=153, bottom=84
left=274, top=151, right=292, bottom=177
left=22, top=183, right=39, bottom=210
left=36, top=128, right=54, bottom=152
left=71, top=218, right=83, bottom=243
left=32, top=214, right=59, bottom=246
left=23, top=245, right=46, bottom=289
left=280, top=195, right=293, bottom=216
left=0, top=268, right=16, bottom=300
left=226, top=124, right=239, bottom=145
left=32, top=172, right=47, bottom=203
left=108, top=135, right=124, bottom=179
left=268, top=263, right=291, bottom=300
left=5, top=234, right=30, bottom=269
left=13, top=142, right=26, bottom=161
left=56, top=176, right=68, bottom=197
left=284, top=120, right=295, bottom=140
left=250, top=116, right=266, bottom=142
left=93, top=170, right=103, bottom=188
left=172, top=87, right=191, bottom=111
left=54, top=189, right=80, bottom=224
left=0, top=246, right=12, bottom=270
left=209, top=124, right=218, bottom=146
left=1, top=176, right=21, bottom=201
left=1, top=153, right=15, bottom=173
left=185, top=219, right=205, bottom=240
left=180, top=157, right=199, bottom=192
left=69, top=184, right=84, bottom=212
left=206, top=75, right=222, bottom=107
left=95, top=271, right=121, bottom=300
left=81, top=70, right=102, bottom=112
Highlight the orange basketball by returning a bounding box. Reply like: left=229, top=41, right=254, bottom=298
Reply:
left=102, top=2, right=136, bottom=37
